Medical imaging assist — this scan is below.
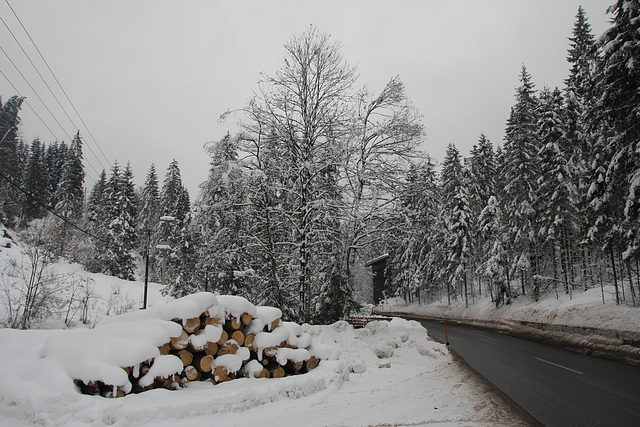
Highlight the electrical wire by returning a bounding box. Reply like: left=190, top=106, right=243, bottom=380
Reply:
left=0, top=10, right=109, bottom=173
left=0, top=67, right=61, bottom=142
left=0, top=170, right=108, bottom=244
left=4, top=0, right=112, bottom=170
left=0, top=44, right=100, bottom=181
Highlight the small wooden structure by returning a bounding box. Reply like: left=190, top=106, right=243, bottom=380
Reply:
left=364, top=253, right=389, bottom=304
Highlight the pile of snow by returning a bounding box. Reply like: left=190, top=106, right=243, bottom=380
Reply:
left=378, top=285, right=640, bottom=334
left=0, top=317, right=526, bottom=426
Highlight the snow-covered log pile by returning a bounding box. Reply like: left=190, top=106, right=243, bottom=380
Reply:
left=38, top=293, right=330, bottom=398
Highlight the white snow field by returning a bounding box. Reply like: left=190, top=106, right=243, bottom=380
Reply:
left=0, top=233, right=527, bottom=427
left=0, top=316, right=528, bottom=427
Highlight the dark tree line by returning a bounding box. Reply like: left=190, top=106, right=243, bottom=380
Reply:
left=388, top=3, right=640, bottom=308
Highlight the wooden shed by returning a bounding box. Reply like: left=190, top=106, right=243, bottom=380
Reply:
left=364, top=253, right=389, bottom=304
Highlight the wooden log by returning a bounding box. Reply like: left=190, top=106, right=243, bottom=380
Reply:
left=75, top=379, right=100, bottom=396
left=171, top=330, right=190, bottom=351
left=158, top=342, right=171, bottom=355
left=306, top=356, right=319, bottom=371
left=256, top=368, right=270, bottom=378
left=217, top=341, right=239, bottom=357
left=99, top=382, right=126, bottom=398
left=193, top=354, right=214, bottom=373
left=182, top=317, right=201, bottom=334
left=244, top=333, right=255, bottom=349
left=230, top=330, right=245, bottom=346
left=269, top=318, right=280, bottom=331
left=178, top=349, right=194, bottom=367
left=285, top=360, right=304, bottom=375
left=204, top=342, right=218, bottom=356
left=241, top=313, right=252, bottom=326
left=217, top=329, right=229, bottom=346
left=270, top=365, right=285, bottom=378
left=213, top=365, right=228, bottom=382
left=226, top=316, right=242, bottom=331
left=204, top=313, right=222, bottom=326
left=183, top=365, right=201, bottom=382
left=189, top=330, right=207, bottom=353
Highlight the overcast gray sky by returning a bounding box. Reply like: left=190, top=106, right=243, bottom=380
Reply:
left=0, top=0, right=611, bottom=196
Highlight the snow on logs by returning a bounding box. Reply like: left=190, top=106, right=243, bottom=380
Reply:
left=40, top=293, right=327, bottom=398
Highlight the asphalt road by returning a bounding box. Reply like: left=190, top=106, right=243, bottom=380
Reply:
left=420, top=319, right=640, bottom=427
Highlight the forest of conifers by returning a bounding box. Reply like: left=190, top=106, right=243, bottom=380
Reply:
left=1, top=2, right=638, bottom=324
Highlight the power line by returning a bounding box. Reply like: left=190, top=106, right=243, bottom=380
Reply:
left=0, top=10, right=109, bottom=173
left=0, top=44, right=100, bottom=180
left=0, top=67, right=61, bottom=141
left=4, top=0, right=112, bottom=170
left=0, top=170, right=107, bottom=244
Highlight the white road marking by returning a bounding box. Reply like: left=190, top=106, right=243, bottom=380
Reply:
left=534, top=357, right=584, bottom=375
left=480, top=338, right=496, bottom=345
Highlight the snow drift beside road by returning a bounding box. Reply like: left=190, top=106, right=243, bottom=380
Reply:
left=0, top=317, right=526, bottom=426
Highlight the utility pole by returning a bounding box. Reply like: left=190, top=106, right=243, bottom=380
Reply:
left=143, top=228, right=150, bottom=309
left=157, top=215, right=175, bottom=289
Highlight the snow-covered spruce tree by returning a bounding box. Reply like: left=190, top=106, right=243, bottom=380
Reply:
left=388, top=159, right=442, bottom=304
left=83, top=169, right=107, bottom=273
left=137, top=164, right=160, bottom=281
left=21, top=138, right=48, bottom=224
left=157, top=160, right=192, bottom=296
left=565, top=5, right=598, bottom=291
left=55, top=131, right=85, bottom=220
left=439, top=143, right=467, bottom=303
left=193, top=134, right=252, bottom=297
left=52, top=131, right=85, bottom=256
left=477, top=195, right=509, bottom=305
left=99, top=161, right=138, bottom=280
left=466, top=134, right=497, bottom=297
left=586, top=0, right=640, bottom=303
left=45, top=141, right=68, bottom=210
left=536, top=87, right=579, bottom=298
left=0, top=95, right=25, bottom=227
left=500, top=65, right=541, bottom=297
left=230, top=26, right=356, bottom=323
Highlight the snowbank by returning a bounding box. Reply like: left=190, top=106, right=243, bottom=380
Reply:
left=0, top=316, right=527, bottom=426
left=377, top=285, right=640, bottom=364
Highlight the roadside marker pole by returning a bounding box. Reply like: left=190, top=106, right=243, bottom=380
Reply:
left=444, top=320, right=450, bottom=351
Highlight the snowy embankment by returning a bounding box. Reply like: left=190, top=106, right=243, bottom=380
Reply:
left=376, top=286, right=640, bottom=364
left=0, top=316, right=527, bottom=426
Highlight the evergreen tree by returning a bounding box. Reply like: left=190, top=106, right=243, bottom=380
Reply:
left=138, top=164, right=160, bottom=281
left=588, top=0, right=640, bottom=261
left=537, top=87, right=578, bottom=296
left=477, top=196, right=509, bottom=305
left=100, top=161, right=137, bottom=280
left=157, top=159, right=191, bottom=294
left=0, top=95, right=25, bottom=226
left=55, top=131, right=85, bottom=219
left=193, top=134, right=250, bottom=296
left=501, top=65, right=540, bottom=296
left=47, top=141, right=68, bottom=209
left=388, top=159, right=440, bottom=305
left=565, top=6, right=598, bottom=291
left=21, top=138, right=48, bottom=223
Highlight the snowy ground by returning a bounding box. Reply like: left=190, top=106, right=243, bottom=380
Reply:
left=0, top=318, right=529, bottom=427
left=377, top=285, right=640, bottom=334
left=0, top=230, right=528, bottom=427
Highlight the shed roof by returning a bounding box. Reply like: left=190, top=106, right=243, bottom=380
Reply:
left=364, top=253, right=389, bottom=267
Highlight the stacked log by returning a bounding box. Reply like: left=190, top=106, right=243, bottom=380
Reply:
left=76, top=296, right=324, bottom=398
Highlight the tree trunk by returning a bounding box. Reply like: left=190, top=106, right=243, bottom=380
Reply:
left=610, top=246, right=620, bottom=305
